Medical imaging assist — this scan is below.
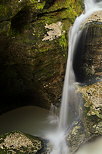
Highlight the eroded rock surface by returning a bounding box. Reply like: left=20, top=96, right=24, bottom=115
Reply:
left=0, top=0, right=82, bottom=113
left=0, top=131, right=47, bottom=154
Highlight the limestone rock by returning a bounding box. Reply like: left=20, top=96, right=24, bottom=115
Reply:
left=78, top=82, right=102, bottom=118
left=0, top=131, right=48, bottom=153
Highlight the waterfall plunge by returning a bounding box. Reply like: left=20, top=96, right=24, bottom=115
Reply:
left=47, top=0, right=102, bottom=154
left=59, top=0, right=102, bottom=132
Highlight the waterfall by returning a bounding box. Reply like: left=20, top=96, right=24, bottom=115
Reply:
left=47, top=0, right=102, bottom=153
left=59, top=0, right=102, bottom=132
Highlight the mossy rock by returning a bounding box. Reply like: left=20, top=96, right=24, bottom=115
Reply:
left=0, top=0, right=82, bottom=113
left=73, top=14, right=102, bottom=118
left=67, top=117, right=102, bottom=153
left=67, top=12, right=102, bottom=153
left=78, top=82, right=102, bottom=119
left=0, top=131, right=48, bottom=153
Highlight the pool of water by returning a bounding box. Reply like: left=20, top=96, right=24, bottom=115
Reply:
left=76, top=137, right=102, bottom=154
left=0, top=106, right=57, bottom=137
left=0, top=106, right=101, bottom=154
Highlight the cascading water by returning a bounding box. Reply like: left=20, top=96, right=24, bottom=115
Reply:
left=59, top=0, right=102, bottom=132
left=47, top=0, right=102, bottom=154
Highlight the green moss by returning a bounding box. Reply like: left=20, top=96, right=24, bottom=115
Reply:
left=0, top=21, right=11, bottom=35
left=30, top=0, right=46, bottom=10
left=43, top=0, right=82, bottom=15
left=0, top=3, right=22, bottom=21
left=59, top=34, right=68, bottom=49
left=0, top=5, right=10, bottom=19
left=37, top=1, right=46, bottom=10
left=0, top=0, right=83, bottom=110
left=30, top=0, right=36, bottom=2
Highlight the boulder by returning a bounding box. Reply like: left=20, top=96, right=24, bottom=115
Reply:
left=0, top=131, right=48, bottom=153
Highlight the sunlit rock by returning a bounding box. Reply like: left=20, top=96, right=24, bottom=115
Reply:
left=0, top=131, right=47, bottom=153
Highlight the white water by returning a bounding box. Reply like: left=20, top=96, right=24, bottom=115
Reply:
left=59, top=0, right=102, bottom=132
left=48, top=0, right=102, bottom=154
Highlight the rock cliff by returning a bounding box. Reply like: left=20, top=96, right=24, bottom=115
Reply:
left=0, top=0, right=82, bottom=113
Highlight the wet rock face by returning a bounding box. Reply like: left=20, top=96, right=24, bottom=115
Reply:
left=0, top=0, right=82, bottom=113
left=72, top=12, right=102, bottom=120
left=68, top=12, right=102, bottom=153
left=73, top=19, right=102, bottom=118
left=65, top=11, right=102, bottom=153
left=73, top=22, right=102, bottom=84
